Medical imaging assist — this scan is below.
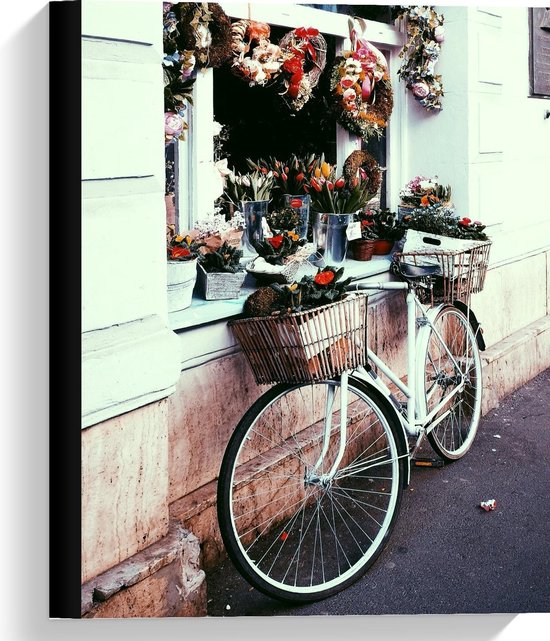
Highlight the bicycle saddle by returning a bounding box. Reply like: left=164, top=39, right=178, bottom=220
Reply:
left=392, top=261, right=441, bottom=280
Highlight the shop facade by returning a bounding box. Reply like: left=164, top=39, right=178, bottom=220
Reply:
left=81, top=2, right=550, bottom=617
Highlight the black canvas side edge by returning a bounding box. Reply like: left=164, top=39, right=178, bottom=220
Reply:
left=49, top=0, right=82, bottom=619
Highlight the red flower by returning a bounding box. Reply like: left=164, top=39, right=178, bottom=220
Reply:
left=170, top=246, right=191, bottom=259
left=361, top=220, right=374, bottom=227
left=295, top=26, right=319, bottom=39
left=326, top=181, right=334, bottom=191
left=310, top=178, right=322, bottom=192
left=458, top=217, right=472, bottom=226
left=295, top=172, right=304, bottom=182
left=290, top=198, right=303, bottom=208
left=335, top=178, right=345, bottom=189
left=314, top=270, right=335, bottom=286
left=268, top=235, right=284, bottom=249
left=283, top=57, right=303, bottom=75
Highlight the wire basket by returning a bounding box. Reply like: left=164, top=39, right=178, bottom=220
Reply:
left=229, top=295, right=369, bottom=385
left=394, top=239, right=492, bottom=304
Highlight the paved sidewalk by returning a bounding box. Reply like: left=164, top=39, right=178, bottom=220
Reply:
left=206, top=368, right=550, bottom=616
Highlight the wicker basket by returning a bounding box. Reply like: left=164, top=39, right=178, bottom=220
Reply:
left=394, top=238, right=492, bottom=304
left=229, top=295, right=369, bottom=385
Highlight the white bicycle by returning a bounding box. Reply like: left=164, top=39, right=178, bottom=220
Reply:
left=218, top=261, right=484, bottom=603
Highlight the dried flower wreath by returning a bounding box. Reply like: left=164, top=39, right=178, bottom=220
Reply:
left=277, top=27, right=327, bottom=111
left=395, top=6, right=445, bottom=111
left=174, top=2, right=233, bottom=69
left=230, top=20, right=285, bottom=86
left=329, top=20, right=393, bottom=141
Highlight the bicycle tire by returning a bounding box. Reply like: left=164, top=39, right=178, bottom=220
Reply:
left=217, top=378, right=406, bottom=603
left=418, top=305, right=482, bottom=461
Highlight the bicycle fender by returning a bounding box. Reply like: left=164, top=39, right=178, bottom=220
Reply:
left=350, top=375, right=411, bottom=488
left=453, top=300, right=486, bottom=351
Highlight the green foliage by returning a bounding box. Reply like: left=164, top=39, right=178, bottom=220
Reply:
left=269, top=267, right=352, bottom=315
left=252, top=232, right=306, bottom=266
left=356, top=209, right=405, bottom=241
left=266, top=207, right=302, bottom=233
left=198, top=241, right=243, bottom=273
left=402, top=206, right=489, bottom=241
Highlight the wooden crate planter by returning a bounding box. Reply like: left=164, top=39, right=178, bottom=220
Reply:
left=197, top=264, right=246, bottom=301
left=229, top=295, right=369, bottom=385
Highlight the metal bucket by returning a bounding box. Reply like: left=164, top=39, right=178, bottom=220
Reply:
left=313, top=212, right=353, bottom=266
left=242, top=199, right=270, bottom=253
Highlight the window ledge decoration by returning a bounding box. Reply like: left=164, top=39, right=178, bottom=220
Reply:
left=277, top=27, right=328, bottom=111
left=396, top=6, right=445, bottom=112
left=163, top=2, right=232, bottom=144
left=329, top=19, right=393, bottom=141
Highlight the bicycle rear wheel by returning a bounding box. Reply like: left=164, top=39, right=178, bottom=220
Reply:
left=217, top=379, right=405, bottom=603
left=418, top=305, right=482, bottom=461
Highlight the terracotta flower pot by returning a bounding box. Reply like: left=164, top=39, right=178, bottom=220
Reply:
left=372, top=239, right=394, bottom=255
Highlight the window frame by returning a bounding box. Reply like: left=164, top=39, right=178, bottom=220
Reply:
left=175, top=3, right=405, bottom=231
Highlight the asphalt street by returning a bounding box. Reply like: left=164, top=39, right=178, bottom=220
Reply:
left=206, top=367, right=550, bottom=616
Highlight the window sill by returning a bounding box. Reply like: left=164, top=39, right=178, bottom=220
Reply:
left=168, top=256, right=393, bottom=332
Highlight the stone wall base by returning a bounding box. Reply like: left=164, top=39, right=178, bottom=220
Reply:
left=81, top=523, right=207, bottom=618
left=481, top=315, right=550, bottom=415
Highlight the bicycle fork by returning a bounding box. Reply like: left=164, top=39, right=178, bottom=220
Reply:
left=305, top=371, right=350, bottom=487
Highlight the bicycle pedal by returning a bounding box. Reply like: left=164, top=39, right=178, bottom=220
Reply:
left=412, top=458, right=444, bottom=468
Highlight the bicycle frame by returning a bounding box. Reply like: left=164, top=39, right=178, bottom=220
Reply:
left=350, top=281, right=467, bottom=445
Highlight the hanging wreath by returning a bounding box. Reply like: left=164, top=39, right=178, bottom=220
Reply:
left=395, top=6, right=445, bottom=111
left=230, top=20, right=285, bottom=86
left=162, top=3, right=232, bottom=144
left=174, top=2, right=233, bottom=68
left=330, top=22, right=393, bottom=141
left=277, top=27, right=327, bottom=111
left=343, top=150, right=382, bottom=197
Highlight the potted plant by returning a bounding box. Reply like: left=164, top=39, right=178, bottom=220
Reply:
left=197, top=241, right=246, bottom=300
left=166, top=226, right=203, bottom=313
left=369, top=209, right=406, bottom=255
left=247, top=230, right=310, bottom=284
left=248, top=154, right=315, bottom=238
left=222, top=169, right=275, bottom=253
left=398, top=175, right=452, bottom=218
left=349, top=211, right=379, bottom=261
left=306, top=153, right=381, bottom=265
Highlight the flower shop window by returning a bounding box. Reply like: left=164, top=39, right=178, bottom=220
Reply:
left=164, top=3, right=404, bottom=236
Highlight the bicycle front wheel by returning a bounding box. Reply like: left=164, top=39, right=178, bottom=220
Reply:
left=418, top=305, right=482, bottom=461
left=217, top=379, right=405, bottom=603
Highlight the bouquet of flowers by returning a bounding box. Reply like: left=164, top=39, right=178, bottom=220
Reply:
left=306, top=159, right=379, bottom=214
left=222, top=169, right=275, bottom=208
left=247, top=153, right=316, bottom=198
left=399, top=175, right=452, bottom=209
left=193, top=209, right=245, bottom=251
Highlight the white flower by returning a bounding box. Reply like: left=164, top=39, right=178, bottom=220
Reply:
left=212, top=121, right=223, bottom=137
left=215, top=158, right=231, bottom=177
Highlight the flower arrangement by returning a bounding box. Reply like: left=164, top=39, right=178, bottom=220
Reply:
left=395, top=6, right=445, bottom=111
left=243, top=266, right=351, bottom=317
left=266, top=206, right=303, bottom=234
left=399, top=175, right=452, bottom=209
left=166, top=225, right=204, bottom=261
left=402, top=206, right=489, bottom=241
left=277, top=27, right=328, bottom=111
left=306, top=153, right=381, bottom=214
left=365, top=209, right=405, bottom=242
left=230, top=20, right=285, bottom=86
left=193, top=209, right=245, bottom=251
left=198, top=241, right=243, bottom=273
left=247, top=154, right=315, bottom=198
left=330, top=22, right=393, bottom=141
left=252, top=231, right=306, bottom=266
left=222, top=169, right=275, bottom=207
